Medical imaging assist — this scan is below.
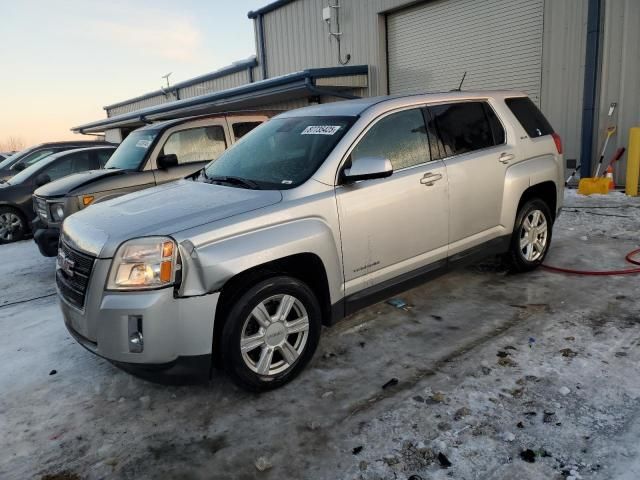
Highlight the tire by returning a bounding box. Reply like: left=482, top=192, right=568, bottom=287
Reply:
left=0, top=206, right=27, bottom=244
left=506, top=198, right=553, bottom=273
left=220, top=275, right=322, bottom=392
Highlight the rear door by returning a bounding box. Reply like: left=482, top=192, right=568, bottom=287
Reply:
left=152, top=121, right=230, bottom=184
left=427, top=101, right=511, bottom=254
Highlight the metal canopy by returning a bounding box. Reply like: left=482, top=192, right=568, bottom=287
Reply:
left=73, top=65, right=368, bottom=134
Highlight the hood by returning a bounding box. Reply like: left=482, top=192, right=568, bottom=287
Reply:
left=62, top=179, right=283, bottom=258
left=34, top=169, right=125, bottom=197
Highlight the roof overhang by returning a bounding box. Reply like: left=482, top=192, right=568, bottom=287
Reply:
left=72, top=65, right=368, bottom=134
left=247, top=0, right=297, bottom=18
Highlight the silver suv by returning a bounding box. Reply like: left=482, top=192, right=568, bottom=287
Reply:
left=57, top=92, right=564, bottom=391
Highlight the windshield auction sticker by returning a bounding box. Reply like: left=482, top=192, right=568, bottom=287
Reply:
left=135, top=140, right=152, bottom=148
left=301, top=125, right=341, bottom=135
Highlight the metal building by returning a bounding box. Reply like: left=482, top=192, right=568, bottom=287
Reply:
left=74, top=0, right=640, bottom=184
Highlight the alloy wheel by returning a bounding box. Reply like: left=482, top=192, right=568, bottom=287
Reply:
left=240, top=294, right=310, bottom=376
left=519, top=209, right=548, bottom=262
left=0, top=212, right=22, bottom=242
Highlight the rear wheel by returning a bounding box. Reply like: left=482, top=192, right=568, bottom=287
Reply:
left=0, top=207, right=27, bottom=244
left=220, top=276, right=321, bottom=392
left=507, top=199, right=553, bottom=272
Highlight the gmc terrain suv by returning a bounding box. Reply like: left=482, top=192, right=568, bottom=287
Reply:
left=33, top=112, right=272, bottom=256
left=57, top=92, right=563, bottom=391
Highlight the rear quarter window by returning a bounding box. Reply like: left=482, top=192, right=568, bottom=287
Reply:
left=505, top=97, right=553, bottom=138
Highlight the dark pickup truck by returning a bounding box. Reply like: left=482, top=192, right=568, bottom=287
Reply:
left=32, top=112, right=271, bottom=256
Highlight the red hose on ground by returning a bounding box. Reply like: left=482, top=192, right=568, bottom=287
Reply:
left=542, top=248, right=640, bottom=276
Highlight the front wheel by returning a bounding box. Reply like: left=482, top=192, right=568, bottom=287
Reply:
left=220, top=276, right=322, bottom=392
left=506, top=199, right=553, bottom=273
left=0, top=207, right=27, bottom=244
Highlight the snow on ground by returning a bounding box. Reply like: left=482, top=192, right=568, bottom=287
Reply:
left=0, top=189, right=639, bottom=480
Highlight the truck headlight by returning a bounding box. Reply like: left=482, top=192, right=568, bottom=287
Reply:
left=107, top=237, right=179, bottom=290
left=51, top=203, right=65, bottom=222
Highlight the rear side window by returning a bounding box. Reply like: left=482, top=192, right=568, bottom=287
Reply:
left=429, top=102, right=497, bottom=156
left=232, top=121, right=263, bottom=140
left=505, top=97, right=553, bottom=138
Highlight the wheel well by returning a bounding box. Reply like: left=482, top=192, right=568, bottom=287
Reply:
left=211, top=253, right=332, bottom=364
left=518, top=181, right=557, bottom=221
left=0, top=204, right=29, bottom=226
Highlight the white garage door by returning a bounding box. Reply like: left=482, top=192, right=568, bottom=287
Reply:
left=387, top=0, right=544, bottom=104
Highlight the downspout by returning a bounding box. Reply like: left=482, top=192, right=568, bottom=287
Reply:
left=304, top=77, right=361, bottom=100
left=257, top=14, right=268, bottom=80
left=579, top=0, right=603, bottom=178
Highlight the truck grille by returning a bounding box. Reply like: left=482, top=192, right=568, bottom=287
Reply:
left=34, top=196, right=49, bottom=221
left=56, top=242, right=95, bottom=309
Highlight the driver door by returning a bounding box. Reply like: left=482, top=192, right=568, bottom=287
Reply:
left=152, top=120, right=230, bottom=185
left=335, top=107, right=449, bottom=299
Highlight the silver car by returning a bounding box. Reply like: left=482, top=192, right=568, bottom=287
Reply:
left=57, top=92, right=564, bottom=391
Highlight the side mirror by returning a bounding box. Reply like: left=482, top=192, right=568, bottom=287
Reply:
left=157, top=154, right=178, bottom=170
left=343, top=156, right=393, bottom=183
left=35, top=173, right=51, bottom=187
left=13, top=163, right=26, bottom=172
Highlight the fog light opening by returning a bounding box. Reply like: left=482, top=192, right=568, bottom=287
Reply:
left=128, top=315, right=144, bottom=353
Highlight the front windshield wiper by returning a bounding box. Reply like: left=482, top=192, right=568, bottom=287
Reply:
left=206, top=175, right=261, bottom=190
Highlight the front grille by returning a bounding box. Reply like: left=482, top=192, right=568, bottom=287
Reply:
left=34, top=196, right=49, bottom=221
left=56, top=242, right=96, bottom=309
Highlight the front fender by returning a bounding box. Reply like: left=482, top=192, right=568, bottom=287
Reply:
left=177, top=217, right=343, bottom=303
left=501, top=155, right=559, bottom=231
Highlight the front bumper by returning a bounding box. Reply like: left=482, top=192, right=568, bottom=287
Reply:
left=59, top=257, right=219, bottom=377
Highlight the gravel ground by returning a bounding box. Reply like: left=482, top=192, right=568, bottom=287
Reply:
left=0, top=189, right=639, bottom=480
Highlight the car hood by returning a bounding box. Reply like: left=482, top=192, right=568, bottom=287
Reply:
left=34, top=169, right=125, bottom=197
left=62, top=179, right=283, bottom=258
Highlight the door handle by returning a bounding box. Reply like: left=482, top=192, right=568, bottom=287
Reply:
left=420, top=172, right=443, bottom=186
left=499, top=153, right=515, bottom=164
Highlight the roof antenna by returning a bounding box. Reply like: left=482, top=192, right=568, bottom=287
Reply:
left=452, top=71, right=467, bottom=92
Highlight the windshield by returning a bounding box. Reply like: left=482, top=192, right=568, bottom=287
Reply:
left=203, top=116, right=355, bottom=189
left=15, top=149, right=58, bottom=169
left=0, top=147, right=34, bottom=169
left=7, top=157, right=53, bottom=185
left=104, top=129, right=159, bottom=170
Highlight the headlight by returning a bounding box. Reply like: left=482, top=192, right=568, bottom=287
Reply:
left=107, top=237, right=179, bottom=291
left=51, top=203, right=65, bottom=222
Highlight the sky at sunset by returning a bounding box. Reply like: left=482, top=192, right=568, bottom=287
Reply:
left=0, top=0, right=268, bottom=148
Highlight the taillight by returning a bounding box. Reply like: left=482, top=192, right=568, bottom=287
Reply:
left=551, top=132, right=563, bottom=154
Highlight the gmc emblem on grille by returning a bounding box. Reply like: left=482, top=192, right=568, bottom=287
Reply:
left=58, top=251, right=75, bottom=277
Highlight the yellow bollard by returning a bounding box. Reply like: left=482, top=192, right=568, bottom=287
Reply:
left=627, top=127, right=640, bottom=196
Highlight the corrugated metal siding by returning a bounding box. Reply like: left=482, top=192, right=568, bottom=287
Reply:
left=259, top=0, right=584, bottom=100
left=540, top=0, right=588, bottom=171
left=177, top=70, right=251, bottom=99
left=260, top=0, right=412, bottom=94
left=596, top=0, right=640, bottom=185
left=386, top=0, right=544, bottom=102
left=107, top=94, right=174, bottom=117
